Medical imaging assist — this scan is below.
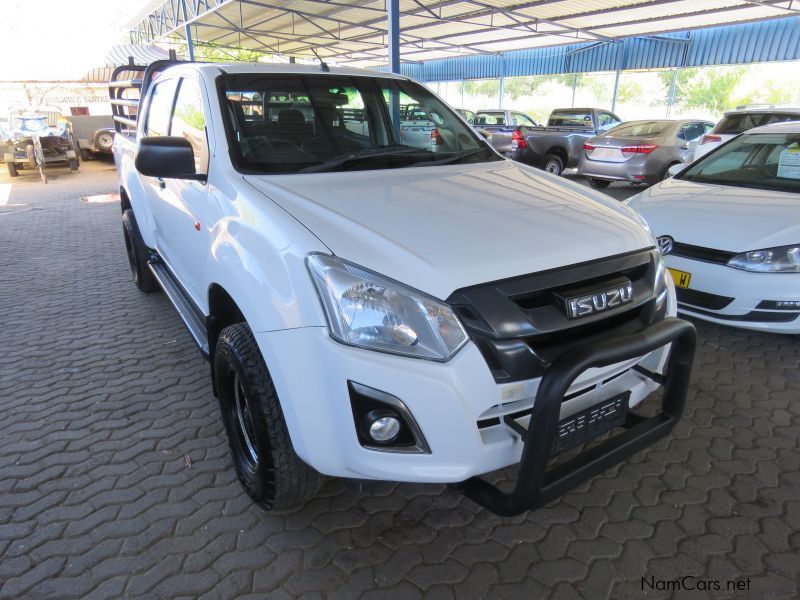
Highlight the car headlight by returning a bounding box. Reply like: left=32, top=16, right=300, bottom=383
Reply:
left=307, top=254, right=468, bottom=361
left=727, top=244, right=800, bottom=273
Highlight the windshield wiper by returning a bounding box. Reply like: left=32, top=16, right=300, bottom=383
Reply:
left=298, top=146, right=432, bottom=173
left=407, top=148, right=490, bottom=168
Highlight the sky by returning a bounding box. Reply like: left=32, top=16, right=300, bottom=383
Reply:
left=0, top=0, right=163, bottom=81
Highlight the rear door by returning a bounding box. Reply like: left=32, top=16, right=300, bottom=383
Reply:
left=148, top=76, right=211, bottom=307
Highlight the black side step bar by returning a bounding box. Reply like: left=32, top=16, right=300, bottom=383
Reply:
left=457, top=317, right=696, bottom=516
left=148, top=258, right=209, bottom=358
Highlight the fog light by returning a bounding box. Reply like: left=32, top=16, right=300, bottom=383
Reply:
left=368, top=412, right=401, bottom=443
left=775, top=300, right=800, bottom=310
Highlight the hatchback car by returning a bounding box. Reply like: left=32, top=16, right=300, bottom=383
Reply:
left=692, top=106, right=800, bottom=161
left=627, top=122, right=800, bottom=334
left=578, top=119, right=714, bottom=188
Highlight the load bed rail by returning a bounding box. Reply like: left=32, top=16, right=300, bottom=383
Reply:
left=108, top=50, right=181, bottom=136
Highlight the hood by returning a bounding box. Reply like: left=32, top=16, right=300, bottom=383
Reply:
left=627, top=177, right=800, bottom=252
left=245, top=160, right=653, bottom=299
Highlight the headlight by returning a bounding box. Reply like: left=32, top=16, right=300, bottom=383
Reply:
left=727, top=244, right=800, bottom=273
left=307, top=254, right=468, bottom=361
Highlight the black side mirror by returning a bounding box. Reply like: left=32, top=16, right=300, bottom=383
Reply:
left=135, top=136, right=205, bottom=181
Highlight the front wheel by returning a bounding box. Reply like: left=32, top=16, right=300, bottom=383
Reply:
left=588, top=178, right=611, bottom=189
left=6, top=161, right=18, bottom=177
left=542, top=153, right=564, bottom=176
left=215, top=323, right=323, bottom=512
left=69, top=158, right=79, bottom=172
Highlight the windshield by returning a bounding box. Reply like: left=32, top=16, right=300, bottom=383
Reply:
left=678, top=132, right=800, bottom=194
left=606, top=121, right=670, bottom=137
left=220, top=73, right=498, bottom=174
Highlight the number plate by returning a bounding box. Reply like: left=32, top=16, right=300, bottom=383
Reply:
left=590, top=147, right=622, bottom=160
left=552, top=392, right=630, bottom=456
left=668, top=268, right=692, bottom=289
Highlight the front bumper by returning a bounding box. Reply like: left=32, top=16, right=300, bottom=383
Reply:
left=254, top=312, right=691, bottom=491
left=665, top=255, right=800, bottom=334
left=459, top=317, right=695, bottom=515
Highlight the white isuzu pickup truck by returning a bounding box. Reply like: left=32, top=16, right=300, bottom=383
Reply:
left=111, top=59, right=696, bottom=516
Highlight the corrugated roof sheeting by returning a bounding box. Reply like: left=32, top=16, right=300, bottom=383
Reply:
left=412, top=16, right=800, bottom=81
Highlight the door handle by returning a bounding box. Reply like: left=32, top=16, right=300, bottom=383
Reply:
left=157, top=178, right=166, bottom=189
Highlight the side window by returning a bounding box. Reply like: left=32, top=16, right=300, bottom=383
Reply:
left=171, top=78, right=209, bottom=175
left=514, top=113, right=536, bottom=126
left=145, top=79, right=178, bottom=137
left=704, top=122, right=715, bottom=134
left=680, top=123, right=705, bottom=141
left=598, top=112, right=621, bottom=131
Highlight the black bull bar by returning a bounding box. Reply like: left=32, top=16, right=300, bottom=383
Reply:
left=457, top=317, right=697, bottom=516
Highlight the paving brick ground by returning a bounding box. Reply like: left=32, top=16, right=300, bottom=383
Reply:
left=0, top=160, right=798, bottom=600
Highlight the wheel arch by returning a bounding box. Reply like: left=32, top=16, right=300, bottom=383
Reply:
left=545, top=145, right=568, bottom=162
left=207, top=283, right=247, bottom=395
left=120, top=186, right=132, bottom=213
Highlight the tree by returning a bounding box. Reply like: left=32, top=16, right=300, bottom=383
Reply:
left=682, top=66, right=746, bottom=114
left=175, top=42, right=268, bottom=63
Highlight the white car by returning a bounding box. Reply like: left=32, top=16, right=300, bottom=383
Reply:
left=628, top=122, right=800, bottom=334
left=111, top=61, right=696, bottom=516
left=692, top=106, right=800, bottom=162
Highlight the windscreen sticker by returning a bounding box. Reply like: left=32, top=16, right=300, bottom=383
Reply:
left=777, top=143, right=800, bottom=179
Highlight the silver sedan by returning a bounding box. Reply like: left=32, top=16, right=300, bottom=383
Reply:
left=577, top=119, right=714, bottom=188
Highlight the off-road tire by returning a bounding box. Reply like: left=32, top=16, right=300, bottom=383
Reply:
left=122, top=209, right=158, bottom=292
left=215, top=323, right=323, bottom=512
left=588, top=178, right=611, bottom=189
left=542, top=153, right=564, bottom=176
left=7, top=161, right=18, bottom=177
left=69, top=158, right=79, bottom=172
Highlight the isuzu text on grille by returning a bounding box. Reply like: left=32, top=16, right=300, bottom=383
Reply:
left=566, top=280, right=634, bottom=319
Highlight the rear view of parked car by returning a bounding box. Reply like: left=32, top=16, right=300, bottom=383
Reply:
left=579, top=119, right=714, bottom=188
left=627, top=122, right=800, bottom=334
left=692, top=106, right=800, bottom=161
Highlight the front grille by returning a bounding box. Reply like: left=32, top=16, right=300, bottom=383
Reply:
left=670, top=242, right=736, bottom=265
left=676, top=287, right=734, bottom=310
left=448, top=249, right=664, bottom=383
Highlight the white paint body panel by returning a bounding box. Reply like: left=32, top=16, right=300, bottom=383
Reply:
left=114, top=63, right=679, bottom=481
left=627, top=177, right=800, bottom=333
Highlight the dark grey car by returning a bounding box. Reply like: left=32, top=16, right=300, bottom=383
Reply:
left=577, top=119, right=714, bottom=188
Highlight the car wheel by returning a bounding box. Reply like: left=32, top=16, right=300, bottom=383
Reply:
left=589, top=178, right=611, bottom=189
left=80, top=148, right=90, bottom=162
left=122, top=209, right=159, bottom=292
left=94, top=130, right=114, bottom=152
left=542, top=154, right=564, bottom=176
left=69, top=158, right=79, bottom=172
left=662, top=162, right=680, bottom=181
left=6, top=161, right=18, bottom=177
left=214, top=323, right=323, bottom=512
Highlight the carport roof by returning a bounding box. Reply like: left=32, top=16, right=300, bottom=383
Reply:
left=129, top=0, right=800, bottom=67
